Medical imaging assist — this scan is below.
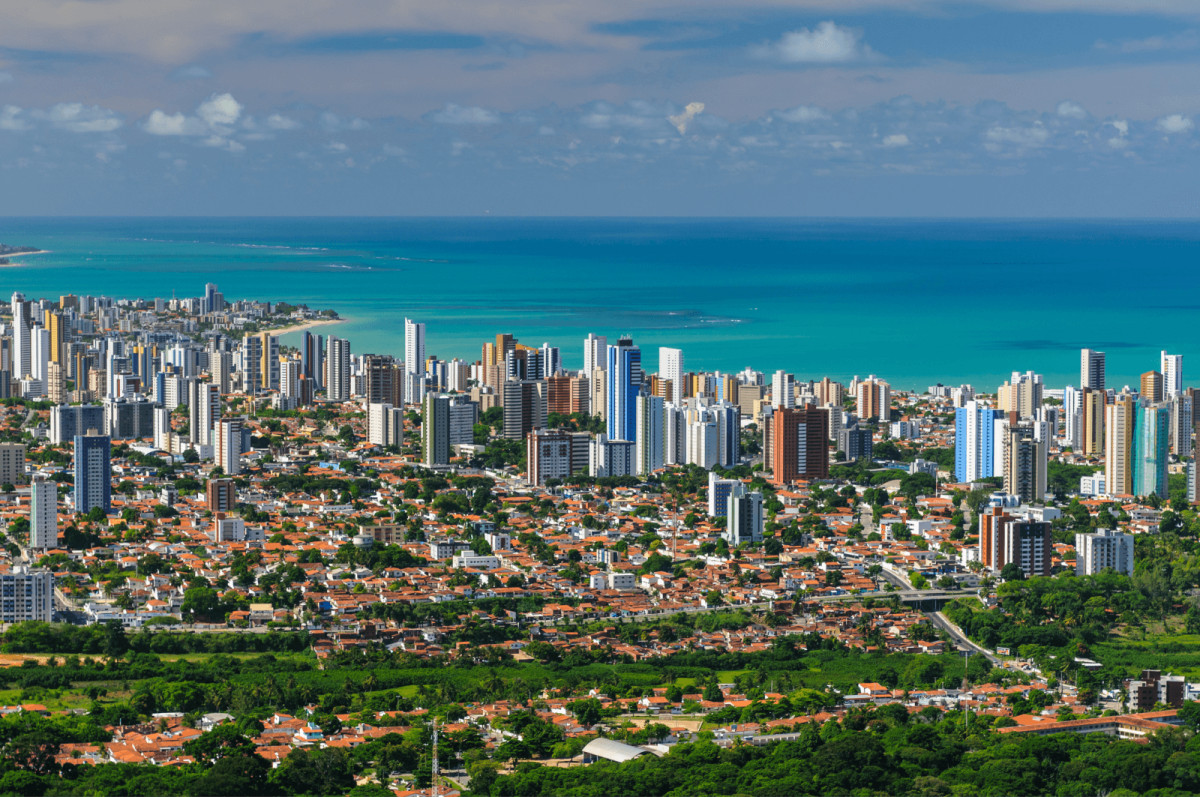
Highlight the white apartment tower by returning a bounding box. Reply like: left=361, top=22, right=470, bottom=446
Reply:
left=772, top=370, right=795, bottom=409
left=29, top=476, right=57, bottom=550
left=659, top=347, right=684, bottom=405
left=583, top=334, right=607, bottom=376
left=404, top=318, right=426, bottom=404
left=635, top=394, right=665, bottom=475
left=1161, top=351, right=1183, bottom=398
left=1075, top=528, right=1134, bottom=576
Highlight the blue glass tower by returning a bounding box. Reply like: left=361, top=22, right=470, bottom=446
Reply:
left=74, top=432, right=112, bottom=515
left=1132, top=404, right=1169, bottom=499
left=954, top=401, right=1004, bottom=483
left=607, top=337, right=641, bottom=442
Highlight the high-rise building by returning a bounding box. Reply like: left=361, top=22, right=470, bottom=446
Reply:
left=367, top=402, right=404, bottom=448
left=404, top=318, right=426, bottom=405
left=327, top=336, right=351, bottom=402
left=1162, top=351, right=1183, bottom=398
left=1132, top=403, right=1169, bottom=499
left=1140, top=371, right=1164, bottom=404
left=583, top=334, right=607, bottom=377
left=0, top=567, right=53, bottom=623
left=659, top=348, right=684, bottom=405
left=839, top=426, right=874, bottom=463
left=589, top=434, right=635, bottom=477
left=502, top=380, right=548, bottom=440
left=768, top=406, right=829, bottom=486
left=771, top=370, right=795, bottom=409
left=1002, top=422, right=1048, bottom=503
left=1105, top=394, right=1137, bottom=497
left=635, top=394, right=664, bottom=476
left=707, top=471, right=746, bottom=518
left=855, top=375, right=891, bottom=421
left=257, top=333, right=280, bottom=392
left=606, top=338, right=642, bottom=442
left=11, top=293, right=30, bottom=380
left=1081, top=348, right=1106, bottom=391
left=73, top=429, right=111, bottom=515
left=29, top=476, right=57, bottom=550
left=206, top=478, right=236, bottom=513
left=725, top=491, right=764, bottom=546
left=686, top=414, right=718, bottom=469
left=240, top=334, right=262, bottom=393
left=1080, top=387, right=1106, bottom=457
left=0, top=443, right=26, bottom=486
left=1169, top=394, right=1194, bottom=457
left=977, top=507, right=1015, bottom=569
left=711, top=401, right=741, bottom=468
left=301, top=331, right=324, bottom=389
left=422, top=393, right=451, bottom=466
left=526, top=428, right=589, bottom=486
left=954, top=400, right=1004, bottom=483
left=998, top=519, right=1053, bottom=578
left=997, top=371, right=1042, bottom=419
left=188, top=381, right=221, bottom=448
left=1075, top=528, right=1134, bottom=576
left=215, top=417, right=244, bottom=476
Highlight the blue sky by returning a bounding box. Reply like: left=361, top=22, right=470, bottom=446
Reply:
left=1, top=0, right=1199, bottom=216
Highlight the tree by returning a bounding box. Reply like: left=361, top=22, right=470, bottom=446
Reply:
left=703, top=681, right=723, bottom=702
left=1000, top=562, right=1026, bottom=582
left=183, top=723, right=256, bottom=763
left=568, top=698, right=602, bottom=728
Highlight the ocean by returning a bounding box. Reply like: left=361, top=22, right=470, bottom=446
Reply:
left=0, top=217, right=1194, bottom=392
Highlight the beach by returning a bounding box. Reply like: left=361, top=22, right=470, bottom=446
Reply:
left=267, top=316, right=346, bottom=337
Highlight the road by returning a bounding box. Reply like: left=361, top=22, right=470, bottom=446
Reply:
left=926, top=610, right=1001, bottom=666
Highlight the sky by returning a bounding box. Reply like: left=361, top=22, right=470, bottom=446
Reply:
left=2, top=1, right=1200, bottom=216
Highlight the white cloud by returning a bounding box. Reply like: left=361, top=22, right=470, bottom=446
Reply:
left=668, top=101, right=704, bottom=134
left=1096, top=30, right=1200, bottom=53
left=319, top=112, right=368, bottom=132
left=751, top=22, right=871, bottom=64
left=196, top=92, right=242, bottom=129
left=881, top=133, right=909, bottom=148
left=1157, top=113, right=1194, bottom=133
left=0, top=105, right=30, bottom=132
left=326, top=141, right=348, bottom=153
left=1056, top=101, right=1087, bottom=119
left=144, top=110, right=203, bottom=136
left=429, top=103, right=500, bottom=125
left=985, top=124, right=1050, bottom=149
left=266, top=113, right=301, bottom=130
left=1109, top=119, right=1129, bottom=136
left=777, top=105, right=830, bottom=123
left=34, top=103, right=122, bottom=133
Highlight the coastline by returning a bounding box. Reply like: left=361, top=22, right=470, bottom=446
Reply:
left=267, top=316, right=347, bottom=337
left=0, top=250, right=51, bottom=267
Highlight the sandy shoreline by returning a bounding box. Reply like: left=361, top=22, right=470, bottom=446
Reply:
left=268, top=317, right=347, bottom=336
left=0, top=249, right=51, bottom=267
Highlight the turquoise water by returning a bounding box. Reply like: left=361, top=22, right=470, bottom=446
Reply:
left=0, top=217, right=1195, bottom=391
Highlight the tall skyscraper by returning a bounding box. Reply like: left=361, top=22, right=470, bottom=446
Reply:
left=327, top=336, right=351, bottom=402
left=634, top=394, right=664, bottom=475
left=404, top=318, right=426, bottom=405
left=1161, top=351, right=1183, bottom=398
left=422, top=393, right=451, bottom=466
left=1140, top=371, right=1164, bottom=404
left=606, top=337, right=641, bottom=442
left=855, top=375, right=891, bottom=421
left=1105, top=394, right=1137, bottom=497
left=215, top=417, right=244, bottom=476
left=257, top=333, right=280, bottom=392
left=1169, top=394, right=1193, bottom=457
left=10, top=293, right=30, bottom=380
left=501, top=380, right=548, bottom=440
left=367, top=402, right=404, bottom=448
left=1080, top=387, right=1105, bottom=457
left=659, top=348, right=684, bottom=405
left=954, top=400, right=1004, bottom=483
left=771, top=370, right=795, bottom=409
left=1081, top=348, right=1106, bottom=391
left=768, top=406, right=829, bottom=486
left=1132, top=403, right=1169, bottom=499
left=188, top=381, right=221, bottom=448
left=583, top=334, right=607, bottom=377
left=29, top=476, right=57, bottom=550
left=997, top=371, right=1042, bottom=419
left=73, top=430, right=111, bottom=515
left=725, top=492, right=764, bottom=546
left=1002, top=422, right=1048, bottom=503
